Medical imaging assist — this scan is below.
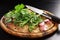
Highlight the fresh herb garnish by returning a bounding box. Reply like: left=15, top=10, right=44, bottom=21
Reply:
left=4, top=4, right=43, bottom=32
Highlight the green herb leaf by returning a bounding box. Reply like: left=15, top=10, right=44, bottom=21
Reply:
left=4, top=11, right=13, bottom=18
left=15, top=4, right=25, bottom=12
left=5, top=18, right=12, bottom=23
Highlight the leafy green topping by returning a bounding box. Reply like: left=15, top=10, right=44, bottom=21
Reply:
left=5, top=18, right=12, bottom=23
left=15, top=4, right=25, bottom=12
left=4, top=4, right=43, bottom=32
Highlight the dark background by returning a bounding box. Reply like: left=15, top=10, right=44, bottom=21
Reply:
left=0, top=0, right=60, bottom=40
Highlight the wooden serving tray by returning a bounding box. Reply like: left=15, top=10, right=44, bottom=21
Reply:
left=0, top=10, right=58, bottom=38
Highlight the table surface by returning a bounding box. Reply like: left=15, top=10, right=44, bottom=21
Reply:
left=0, top=0, right=60, bottom=40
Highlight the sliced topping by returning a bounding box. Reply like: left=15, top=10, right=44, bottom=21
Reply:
left=7, top=23, right=19, bottom=32
left=39, top=22, right=48, bottom=31
left=39, top=19, right=54, bottom=31
left=44, top=19, right=54, bottom=30
left=44, top=19, right=53, bottom=27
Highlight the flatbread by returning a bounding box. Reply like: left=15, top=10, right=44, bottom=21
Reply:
left=0, top=10, right=58, bottom=38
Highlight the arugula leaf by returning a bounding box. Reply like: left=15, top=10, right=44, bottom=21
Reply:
left=4, top=11, right=13, bottom=18
left=18, top=19, right=29, bottom=27
left=18, top=9, right=31, bottom=27
left=15, top=4, right=25, bottom=12
left=28, top=14, right=43, bottom=32
left=5, top=18, right=12, bottom=23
